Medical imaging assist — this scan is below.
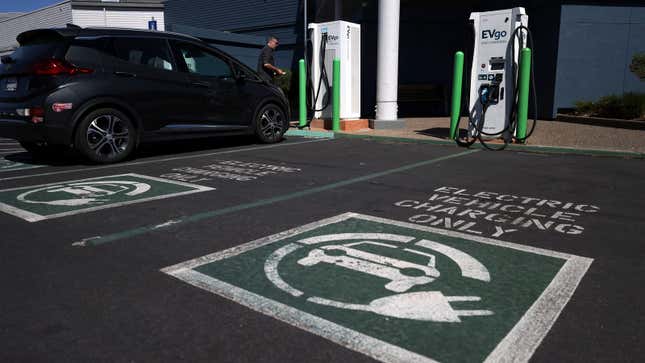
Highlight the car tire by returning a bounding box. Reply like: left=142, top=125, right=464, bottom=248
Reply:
left=254, top=103, right=287, bottom=144
left=74, top=108, right=136, bottom=164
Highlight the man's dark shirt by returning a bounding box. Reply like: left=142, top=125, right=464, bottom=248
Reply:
left=257, top=45, right=275, bottom=81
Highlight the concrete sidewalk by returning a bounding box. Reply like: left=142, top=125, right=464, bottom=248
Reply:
left=306, top=117, right=645, bottom=155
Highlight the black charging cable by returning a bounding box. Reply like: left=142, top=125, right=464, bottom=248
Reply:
left=456, top=24, right=538, bottom=150
left=297, top=32, right=331, bottom=129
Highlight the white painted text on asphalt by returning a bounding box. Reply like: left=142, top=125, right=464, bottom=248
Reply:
left=160, top=160, right=301, bottom=183
left=394, top=186, right=600, bottom=237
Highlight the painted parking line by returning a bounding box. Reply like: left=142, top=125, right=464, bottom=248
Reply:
left=74, top=149, right=478, bottom=246
left=0, top=159, right=45, bottom=173
left=0, top=138, right=330, bottom=182
left=0, top=173, right=214, bottom=222
left=163, top=212, right=592, bottom=363
left=0, top=149, right=26, bottom=154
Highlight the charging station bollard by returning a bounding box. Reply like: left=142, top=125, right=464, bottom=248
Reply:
left=332, top=58, right=341, bottom=131
left=298, top=59, right=307, bottom=128
left=517, top=48, right=531, bottom=142
left=449, top=51, right=464, bottom=140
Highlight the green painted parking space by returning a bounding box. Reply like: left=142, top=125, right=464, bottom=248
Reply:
left=0, top=173, right=214, bottom=222
left=164, top=212, right=592, bottom=363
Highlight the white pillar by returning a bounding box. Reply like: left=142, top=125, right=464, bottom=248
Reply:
left=374, top=0, right=402, bottom=128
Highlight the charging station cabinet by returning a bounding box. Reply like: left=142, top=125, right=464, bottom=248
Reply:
left=308, top=21, right=361, bottom=120
left=468, top=8, right=528, bottom=138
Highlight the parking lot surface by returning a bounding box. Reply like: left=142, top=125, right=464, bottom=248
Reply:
left=1, top=135, right=643, bottom=362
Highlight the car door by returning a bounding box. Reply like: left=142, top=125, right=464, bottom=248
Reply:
left=170, top=40, right=247, bottom=128
left=102, top=36, right=204, bottom=132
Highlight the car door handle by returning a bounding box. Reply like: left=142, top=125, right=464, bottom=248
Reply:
left=114, top=71, right=137, bottom=78
left=191, top=81, right=211, bottom=88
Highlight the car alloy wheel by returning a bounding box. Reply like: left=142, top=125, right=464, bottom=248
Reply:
left=86, top=114, right=130, bottom=158
left=257, top=104, right=285, bottom=143
left=75, top=108, right=136, bottom=164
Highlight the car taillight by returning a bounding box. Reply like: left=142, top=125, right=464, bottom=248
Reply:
left=30, top=107, right=44, bottom=124
left=16, top=107, right=45, bottom=123
left=32, top=59, right=93, bottom=75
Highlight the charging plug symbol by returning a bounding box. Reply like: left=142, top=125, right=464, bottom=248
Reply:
left=309, top=291, right=493, bottom=322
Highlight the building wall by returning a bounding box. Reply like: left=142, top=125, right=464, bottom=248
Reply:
left=0, top=12, right=24, bottom=22
left=164, top=0, right=298, bottom=33
left=164, top=0, right=299, bottom=72
left=554, top=5, right=645, bottom=116
left=72, top=9, right=165, bottom=30
left=0, top=2, right=73, bottom=51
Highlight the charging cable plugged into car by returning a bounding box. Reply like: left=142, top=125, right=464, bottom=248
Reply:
left=449, top=7, right=538, bottom=151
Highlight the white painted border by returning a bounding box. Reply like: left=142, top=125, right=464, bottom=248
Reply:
left=175, top=268, right=438, bottom=363
left=0, top=149, right=27, bottom=154
left=162, top=212, right=593, bottom=363
left=0, top=163, right=45, bottom=173
left=0, top=173, right=214, bottom=222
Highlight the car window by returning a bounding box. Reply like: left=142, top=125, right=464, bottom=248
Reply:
left=8, top=43, right=64, bottom=64
left=174, top=42, right=232, bottom=79
left=111, top=37, right=174, bottom=71
left=10, top=32, right=66, bottom=64
left=234, top=62, right=260, bottom=81
left=65, top=37, right=109, bottom=66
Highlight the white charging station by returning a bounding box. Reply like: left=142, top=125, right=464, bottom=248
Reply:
left=308, top=21, right=361, bottom=120
left=468, top=8, right=528, bottom=138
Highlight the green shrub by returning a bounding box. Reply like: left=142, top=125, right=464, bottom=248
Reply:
left=573, top=100, right=594, bottom=115
left=574, top=93, right=645, bottom=120
left=630, top=53, right=645, bottom=80
left=275, top=69, right=302, bottom=117
left=274, top=69, right=292, bottom=97
left=620, top=93, right=645, bottom=119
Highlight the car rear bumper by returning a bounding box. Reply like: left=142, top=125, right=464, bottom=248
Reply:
left=0, top=118, right=44, bottom=141
left=0, top=117, right=70, bottom=144
left=0, top=102, right=71, bottom=145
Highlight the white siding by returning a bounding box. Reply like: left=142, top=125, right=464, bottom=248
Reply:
left=72, top=9, right=165, bottom=31
left=0, top=2, right=73, bottom=52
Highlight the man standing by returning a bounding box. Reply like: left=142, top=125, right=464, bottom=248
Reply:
left=257, top=36, right=285, bottom=81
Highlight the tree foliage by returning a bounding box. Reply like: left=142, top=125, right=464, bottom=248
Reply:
left=630, top=53, right=645, bottom=80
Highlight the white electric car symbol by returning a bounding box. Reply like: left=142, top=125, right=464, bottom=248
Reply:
left=297, top=241, right=440, bottom=293
left=16, top=181, right=151, bottom=206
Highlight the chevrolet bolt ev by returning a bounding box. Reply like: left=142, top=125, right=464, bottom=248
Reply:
left=0, top=27, right=290, bottom=163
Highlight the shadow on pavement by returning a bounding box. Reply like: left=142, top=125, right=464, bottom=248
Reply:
left=415, top=127, right=469, bottom=139
left=2, top=135, right=261, bottom=167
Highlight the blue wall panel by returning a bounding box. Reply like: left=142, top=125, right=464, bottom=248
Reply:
left=554, top=5, right=645, bottom=116
left=164, top=0, right=299, bottom=32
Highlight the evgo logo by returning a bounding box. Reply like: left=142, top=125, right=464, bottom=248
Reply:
left=482, top=29, right=507, bottom=40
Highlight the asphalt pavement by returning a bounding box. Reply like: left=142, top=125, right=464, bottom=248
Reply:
left=0, top=134, right=643, bottom=362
